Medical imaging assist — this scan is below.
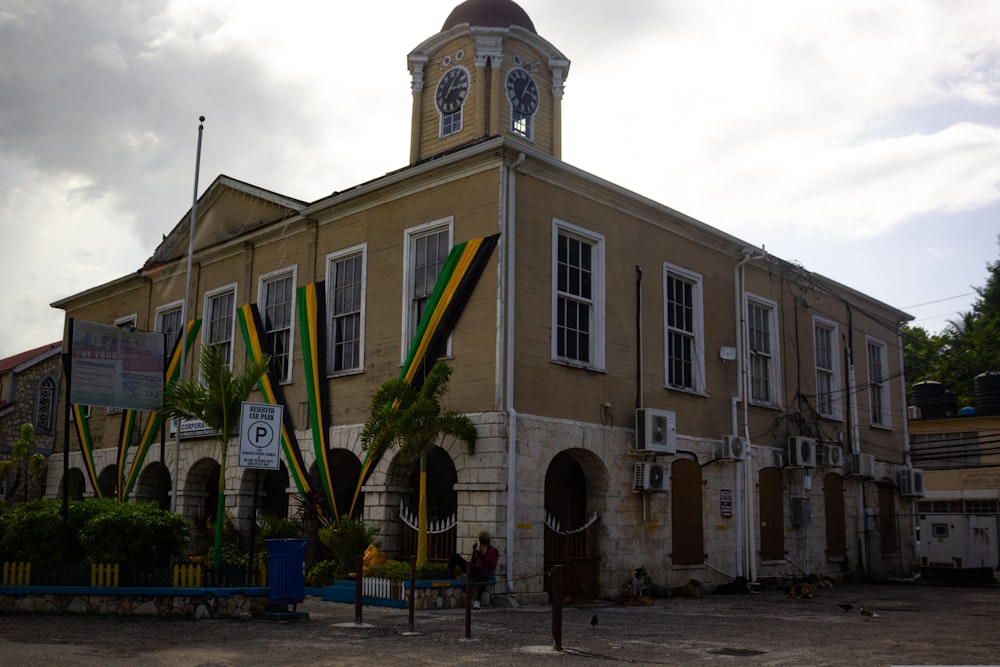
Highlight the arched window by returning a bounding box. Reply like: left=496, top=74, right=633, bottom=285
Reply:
left=34, top=375, right=57, bottom=434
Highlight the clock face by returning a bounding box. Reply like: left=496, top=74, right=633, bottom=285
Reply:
left=435, top=67, right=469, bottom=114
left=505, top=68, right=539, bottom=116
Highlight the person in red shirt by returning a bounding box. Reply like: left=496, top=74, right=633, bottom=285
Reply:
left=448, top=531, right=499, bottom=608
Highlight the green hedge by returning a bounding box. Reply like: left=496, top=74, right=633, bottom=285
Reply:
left=0, top=498, right=189, bottom=566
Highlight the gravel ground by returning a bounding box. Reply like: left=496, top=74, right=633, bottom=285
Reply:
left=0, top=582, right=997, bottom=666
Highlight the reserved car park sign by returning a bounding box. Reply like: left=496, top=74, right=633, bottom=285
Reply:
left=239, top=401, right=282, bottom=470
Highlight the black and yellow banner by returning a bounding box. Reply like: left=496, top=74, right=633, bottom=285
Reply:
left=237, top=303, right=333, bottom=527
left=348, top=233, right=499, bottom=515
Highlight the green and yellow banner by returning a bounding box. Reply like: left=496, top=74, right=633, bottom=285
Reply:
left=348, top=233, right=499, bottom=515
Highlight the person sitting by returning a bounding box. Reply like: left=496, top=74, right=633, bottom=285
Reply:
left=447, top=531, right=499, bottom=608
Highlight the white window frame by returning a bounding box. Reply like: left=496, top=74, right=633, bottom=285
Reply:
left=114, top=314, right=138, bottom=329
left=258, top=267, right=297, bottom=384
left=866, top=335, right=891, bottom=429
left=203, top=283, right=238, bottom=368
left=155, top=300, right=185, bottom=356
left=663, top=263, right=705, bottom=394
left=551, top=219, right=605, bottom=370
left=327, top=244, right=367, bottom=376
left=745, top=294, right=780, bottom=407
left=401, top=219, right=453, bottom=364
left=812, top=316, right=842, bottom=420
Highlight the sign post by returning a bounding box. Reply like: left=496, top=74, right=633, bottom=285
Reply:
left=239, top=402, right=282, bottom=471
left=240, top=401, right=282, bottom=585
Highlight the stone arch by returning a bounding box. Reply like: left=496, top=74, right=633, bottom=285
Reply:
left=183, top=457, right=221, bottom=521
left=543, top=448, right=607, bottom=601
left=134, top=461, right=171, bottom=509
left=308, top=448, right=364, bottom=521
left=383, top=446, right=459, bottom=560
left=66, top=468, right=86, bottom=499
left=97, top=464, right=118, bottom=499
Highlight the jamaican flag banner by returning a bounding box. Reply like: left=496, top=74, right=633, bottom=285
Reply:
left=72, top=403, right=104, bottom=498
left=348, top=233, right=499, bottom=515
left=296, top=282, right=340, bottom=528
left=119, top=318, right=201, bottom=500
left=237, top=303, right=333, bottom=527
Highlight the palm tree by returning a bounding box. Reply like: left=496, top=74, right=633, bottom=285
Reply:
left=361, top=362, right=477, bottom=566
left=160, top=344, right=270, bottom=569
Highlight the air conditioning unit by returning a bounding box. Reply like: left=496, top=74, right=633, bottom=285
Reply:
left=787, top=437, right=817, bottom=467
left=849, top=453, right=876, bottom=478
left=818, top=444, right=843, bottom=467
left=897, top=468, right=925, bottom=497
left=720, top=435, right=748, bottom=460
left=635, top=408, right=677, bottom=454
left=633, top=462, right=668, bottom=492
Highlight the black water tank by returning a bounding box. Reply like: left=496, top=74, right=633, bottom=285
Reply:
left=974, top=371, right=1000, bottom=416
left=910, top=380, right=957, bottom=419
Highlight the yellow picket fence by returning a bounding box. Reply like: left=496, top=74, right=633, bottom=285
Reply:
left=2, top=561, right=31, bottom=586
left=91, top=563, right=119, bottom=587
left=171, top=562, right=267, bottom=587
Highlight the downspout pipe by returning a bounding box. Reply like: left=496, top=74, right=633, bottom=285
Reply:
left=735, top=247, right=765, bottom=582
left=504, top=152, right=526, bottom=594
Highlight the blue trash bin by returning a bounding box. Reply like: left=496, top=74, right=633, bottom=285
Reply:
left=266, top=538, right=308, bottom=606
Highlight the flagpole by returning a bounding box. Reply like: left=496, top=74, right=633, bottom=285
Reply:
left=171, top=115, right=205, bottom=512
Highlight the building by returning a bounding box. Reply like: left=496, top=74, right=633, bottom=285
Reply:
left=47, top=0, right=916, bottom=600
left=908, top=375, right=1000, bottom=578
left=0, top=341, right=61, bottom=502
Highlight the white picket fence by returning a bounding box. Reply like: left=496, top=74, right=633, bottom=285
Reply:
left=362, top=576, right=405, bottom=600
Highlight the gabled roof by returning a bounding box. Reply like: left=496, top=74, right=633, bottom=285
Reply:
left=145, top=174, right=307, bottom=267
left=0, top=342, right=61, bottom=374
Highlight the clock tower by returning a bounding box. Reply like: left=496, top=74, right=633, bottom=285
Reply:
left=407, top=0, right=570, bottom=164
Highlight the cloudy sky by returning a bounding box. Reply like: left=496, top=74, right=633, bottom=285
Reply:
left=2, top=0, right=999, bottom=359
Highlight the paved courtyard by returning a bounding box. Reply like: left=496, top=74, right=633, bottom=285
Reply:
left=0, top=582, right=997, bottom=665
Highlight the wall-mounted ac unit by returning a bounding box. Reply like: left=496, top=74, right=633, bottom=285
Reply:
left=720, top=435, right=747, bottom=460
left=787, top=437, right=817, bottom=467
left=897, top=467, right=925, bottom=497
left=849, top=453, right=876, bottom=478
left=635, top=408, right=677, bottom=454
left=633, top=462, right=668, bottom=492
left=818, top=444, right=843, bottom=467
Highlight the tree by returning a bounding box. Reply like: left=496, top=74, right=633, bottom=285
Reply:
left=903, top=236, right=1000, bottom=407
left=159, top=345, right=269, bottom=569
left=0, top=422, right=46, bottom=503
left=360, top=362, right=477, bottom=566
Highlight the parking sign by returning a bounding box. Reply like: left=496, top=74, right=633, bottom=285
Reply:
left=239, top=401, right=283, bottom=470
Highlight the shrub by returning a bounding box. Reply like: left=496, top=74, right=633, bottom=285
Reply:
left=317, top=515, right=379, bottom=570
left=306, top=559, right=343, bottom=587
left=76, top=500, right=189, bottom=566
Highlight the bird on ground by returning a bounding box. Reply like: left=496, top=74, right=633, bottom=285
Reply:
left=838, top=602, right=854, bottom=612
left=860, top=607, right=880, bottom=620
left=591, top=614, right=598, bottom=628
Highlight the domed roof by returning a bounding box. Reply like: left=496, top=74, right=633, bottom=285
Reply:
left=442, top=0, right=536, bottom=34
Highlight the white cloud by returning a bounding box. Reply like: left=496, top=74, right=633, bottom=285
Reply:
left=1, top=0, right=999, bottom=355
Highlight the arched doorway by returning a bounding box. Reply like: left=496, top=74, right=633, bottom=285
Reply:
left=97, top=465, right=118, bottom=499
left=66, top=468, right=86, bottom=499
left=134, top=461, right=171, bottom=509
left=185, top=457, right=221, bottom=520
left=544, top=450, right=601, bottom=602
left=396, top=446, right=458, bottom=561
left=758, top=467, right=785, bottom=561
left=258, top=462, right=290, bottom=521
left=308, top=449, right=364, bottom=521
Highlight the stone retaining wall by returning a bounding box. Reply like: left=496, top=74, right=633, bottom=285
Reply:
left=0, top=587, right=271, bottom=619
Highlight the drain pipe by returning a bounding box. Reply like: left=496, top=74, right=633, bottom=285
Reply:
left=845, top=303, right=869, bottom=576
left=504, top=152, right=526, bottom=594
left=735, top=247, right=765, bottom=582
